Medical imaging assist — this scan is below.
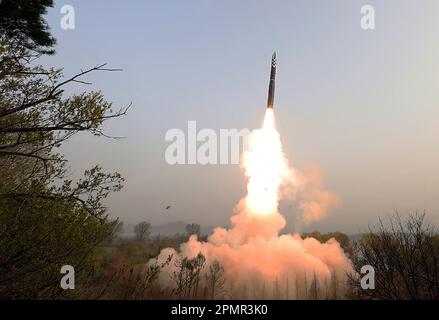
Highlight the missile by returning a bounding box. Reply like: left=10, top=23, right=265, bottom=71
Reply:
left=267, top=51, right=276, bottom=109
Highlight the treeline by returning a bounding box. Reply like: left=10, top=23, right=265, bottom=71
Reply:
left=80, top=213, right=439, bottom=300
left=67, top=221, right=215, bottom=299
left=349, top=212, right=439, bottom=299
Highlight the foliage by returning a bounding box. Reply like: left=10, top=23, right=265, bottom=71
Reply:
left=186, top=223, right=201, bottom=238
left=302, top=230, right=352, bottom=254
left=172, top=252, right=206, bottom=299
left=349, top=212, right=439, bottom=299
left=80, top=254, right=172, bottom=300
left=0, top=195, right=114, bottom=299
left=205, top=260, right=225, bottom=299
left=0, top=0, right=56, bottom=54
left=134, top=222, right=151, bottom=242
left=0, top=35, right=127, bottom=298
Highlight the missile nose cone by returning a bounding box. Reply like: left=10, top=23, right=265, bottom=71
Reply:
left=272, top=51, right=277, bottom=67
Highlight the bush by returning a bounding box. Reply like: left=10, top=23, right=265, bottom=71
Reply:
left=349, top=212, right=439, bottom=299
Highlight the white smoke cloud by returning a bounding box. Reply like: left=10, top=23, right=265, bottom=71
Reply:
left=150, top=110, right=351, bottom=299
left=296, top=166, right=342, bottom=225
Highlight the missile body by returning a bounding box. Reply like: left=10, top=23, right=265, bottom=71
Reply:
left=267, top=52, right=276, bottom=109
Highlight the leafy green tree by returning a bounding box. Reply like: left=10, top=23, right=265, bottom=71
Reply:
left=0, top=34, right=128, bottom=298
left=134, top=222, right=151, bottom=242
left=0, top=0, right=56, bottom=54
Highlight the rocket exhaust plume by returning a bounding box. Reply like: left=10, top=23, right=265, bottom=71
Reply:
left=150, top=54, right=351, bottom=299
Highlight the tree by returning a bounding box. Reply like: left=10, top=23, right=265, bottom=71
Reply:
left=308, top=272, right=319, bottom=300
left=0, top=0, right=56, bottom=54
left=134, top=222, right=151, bottom=242
left=0, top=34, right=128, bottom=298
left=302, top=230, right=351, bottom=254
left=205, top=260, right=225, bottom=300
left=186, top=223, right=201, bottom=238
left=103, top=220, right=124, bottom=245
left=349, top=212, right=439, bottom=300
left=172, top=253, right=206, bottom=299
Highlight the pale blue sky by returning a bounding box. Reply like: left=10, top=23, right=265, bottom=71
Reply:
left=42, top=1, right=439, bottom=233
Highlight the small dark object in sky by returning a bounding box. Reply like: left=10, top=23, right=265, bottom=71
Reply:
left=166, top=206, right=171, bottom=210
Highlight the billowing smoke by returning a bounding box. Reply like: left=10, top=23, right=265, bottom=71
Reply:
left=297, top=166, right=342, bottom=225
left=150, top=109, right=351, bottom=299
